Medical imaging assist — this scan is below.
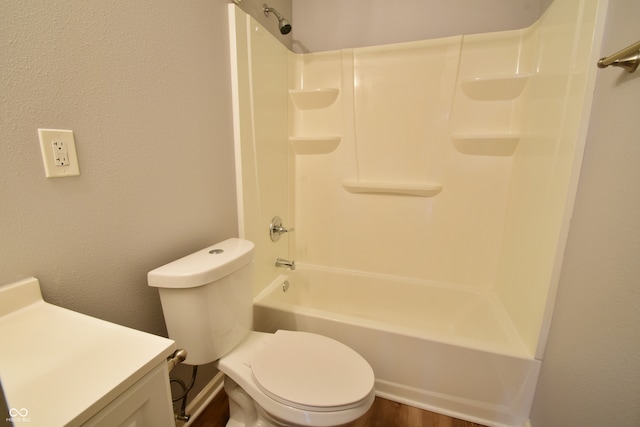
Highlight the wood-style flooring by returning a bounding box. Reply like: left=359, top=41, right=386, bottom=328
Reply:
left=188, top=389, right=486, bottom=427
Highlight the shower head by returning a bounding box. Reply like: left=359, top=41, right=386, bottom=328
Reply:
left=263, top=4, right=292, bottom=35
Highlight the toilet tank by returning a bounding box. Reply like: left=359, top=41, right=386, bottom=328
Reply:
left=148, top=238, right=255, bottom=365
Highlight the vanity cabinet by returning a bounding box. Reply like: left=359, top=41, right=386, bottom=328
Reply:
left=0, top=277, right=176, bottom=427
left=83, top=363, right=173, bottom=427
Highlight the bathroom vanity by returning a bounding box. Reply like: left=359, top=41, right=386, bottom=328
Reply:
left=0, top=277, right=176, bottom=427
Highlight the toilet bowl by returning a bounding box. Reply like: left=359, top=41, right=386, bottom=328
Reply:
left=220, top=330, right=375, bottom=426
left=148, top=238, right=375, bottom=427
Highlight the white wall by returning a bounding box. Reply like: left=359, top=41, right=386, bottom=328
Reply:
left=530, top=0, right=640, bottom=425
left=292, top=0, right=545, bottom=52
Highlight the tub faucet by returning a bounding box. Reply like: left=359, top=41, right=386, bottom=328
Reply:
left=275, top=257, right=296, bottom=270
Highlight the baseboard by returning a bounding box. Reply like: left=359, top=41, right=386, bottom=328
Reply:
left=375, top=377, right=539, bottom=427
left=178, top=371, right=225, bottom=427
left=173, top=372, right=532, bottom=427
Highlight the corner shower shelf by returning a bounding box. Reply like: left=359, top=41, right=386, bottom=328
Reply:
left=289, top=88, right=339, bottom=109
left=451, top=133, right=521, bottom=156
left=342, top=180, right=443, bottom=197
left=289, top=136, right=341, bottom=154
left=460, top=74, right=530, bottom=100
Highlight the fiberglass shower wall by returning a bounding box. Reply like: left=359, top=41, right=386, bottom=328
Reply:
left=230, top=6, right=292, bottom=297
left=289, top=0, right=604, bottom=358
left=230, top=0, right=605, bottom=358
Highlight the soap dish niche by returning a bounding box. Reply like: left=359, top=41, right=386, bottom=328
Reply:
left=289, top=88, right=340, bottom=109
left=451, top=133, right=521, bottom=156
left=289, top=136, right=341, bottom=155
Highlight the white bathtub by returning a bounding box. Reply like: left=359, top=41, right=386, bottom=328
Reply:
left=253, top=265, right=541, bottom=427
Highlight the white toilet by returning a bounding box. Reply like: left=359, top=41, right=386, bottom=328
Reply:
left=148, top=238, right=375, bottom=427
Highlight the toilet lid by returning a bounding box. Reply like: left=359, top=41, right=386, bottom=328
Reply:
left=250, top=330, right=374, bottom=411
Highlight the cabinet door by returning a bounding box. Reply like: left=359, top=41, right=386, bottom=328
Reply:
left=84, top=363, right=174, bottom=427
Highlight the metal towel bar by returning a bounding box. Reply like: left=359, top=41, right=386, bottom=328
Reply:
left=597, top=40, right=640, bottom=73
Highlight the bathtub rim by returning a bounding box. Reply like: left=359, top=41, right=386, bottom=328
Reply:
left=254, top=263, right=535, bottom=360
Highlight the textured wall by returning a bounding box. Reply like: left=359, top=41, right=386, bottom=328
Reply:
left=0, top=0, right=238, bottom=336
left=291, top=0, right=545, bottom=52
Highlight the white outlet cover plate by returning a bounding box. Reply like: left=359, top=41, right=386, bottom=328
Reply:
left=38, top=129, right=80, bottom=178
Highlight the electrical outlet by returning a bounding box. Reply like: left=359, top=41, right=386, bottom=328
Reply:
left=52, top=140, right=70, bottom=166
left=38, top=129, right=80, bottom=178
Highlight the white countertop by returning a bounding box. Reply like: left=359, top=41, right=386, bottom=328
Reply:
left=0, top=277, right=175, bottom=427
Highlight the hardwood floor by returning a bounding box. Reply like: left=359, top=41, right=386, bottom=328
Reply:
left=188, top=388, right=229, bottom=427
left=189, top=389, right=486, bottom=427
left=340, top=397, right=485, bottom=427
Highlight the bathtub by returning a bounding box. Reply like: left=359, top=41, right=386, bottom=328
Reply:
left=253, top=265, right=541, bottom=427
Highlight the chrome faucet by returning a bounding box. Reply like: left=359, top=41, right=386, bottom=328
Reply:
left=275, top=257, right=296, bottom=270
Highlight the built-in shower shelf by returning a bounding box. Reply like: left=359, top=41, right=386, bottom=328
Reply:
left=289, top=88, right=340, bottom=109
left=289, top=136, right=341, bottom=154
left=460, top=74, right=530, bottom=100
left=451, top=133, right=521, bottom=156
left=342, top=180, right=443, bottom=197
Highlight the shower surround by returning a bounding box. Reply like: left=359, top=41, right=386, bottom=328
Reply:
left=228, top=0, right=607, bottom=425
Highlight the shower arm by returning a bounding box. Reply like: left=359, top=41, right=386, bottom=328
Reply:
left=263, top=4, right=283, bottom=20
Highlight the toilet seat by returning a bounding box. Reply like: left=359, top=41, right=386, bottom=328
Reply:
left=250, top=330, right=375, bottom=412
left=217, top=331, right=375, bottom=426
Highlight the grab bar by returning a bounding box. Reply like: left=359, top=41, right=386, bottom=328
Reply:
left=597, top=40, right=640, bottom=73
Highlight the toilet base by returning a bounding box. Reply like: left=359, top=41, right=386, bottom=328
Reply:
left=225, top=376, right=366, bottom=427
left=225, top=376, right=286, bottom=427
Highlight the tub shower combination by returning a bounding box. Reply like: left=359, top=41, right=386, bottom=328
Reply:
left=228, top=1, right=607, bottom=426
left=254, top=266, right=538, bottom=426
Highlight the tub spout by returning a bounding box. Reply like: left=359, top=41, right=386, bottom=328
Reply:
left=275, top=257, right=296, bottom=270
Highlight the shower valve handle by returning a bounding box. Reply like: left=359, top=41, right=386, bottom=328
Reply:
left=274, top=224, right=294, bottom=234
left=270, top=216, right=294, bottom=242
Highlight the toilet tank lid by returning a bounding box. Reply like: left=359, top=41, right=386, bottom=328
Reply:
left=147, top=238, right=255, bottom=289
